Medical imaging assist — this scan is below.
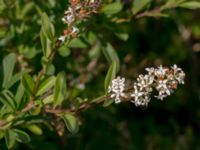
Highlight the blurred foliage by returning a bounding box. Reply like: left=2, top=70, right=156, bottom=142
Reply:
left=0, top=0, right=200, bottom=149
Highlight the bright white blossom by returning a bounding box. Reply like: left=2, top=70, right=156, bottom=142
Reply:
left=58, top=1, right=101, bottom=42
left=58, top=35, right=66, bottom=43
left=62, top=7, right=75, bottom=25
left=171, top=64, right=185, bottom=84
left=108, top=65, right=185, bottom=106
left=131, top=84, right=150, bottom=106
left=108, top=76, right=126, bottom=104
left=72, top=26, right=79, bottom=34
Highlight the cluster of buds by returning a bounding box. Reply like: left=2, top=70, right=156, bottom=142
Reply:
left=58, top=0, right=101, bottom=42
left=108, top=65, right=185, bottom=107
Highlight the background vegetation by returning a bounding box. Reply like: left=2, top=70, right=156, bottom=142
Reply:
left=0, top=0, right=200, bottom=149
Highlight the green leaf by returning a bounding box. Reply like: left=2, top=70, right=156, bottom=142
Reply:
left=26, top=124, right=43, bottom=135
left=104, top=61, right=117, bottom=93
left=22, top=74, right=34, bottom=96
left=5, top=69, right=30, bottom=89
left=58, top=46, right=71, bottom=57
left=0, top=0, right=6, bottom=15
left=102, top=42, right=120, bottom=72
left=36, top=76, right=55, bottom=96
left=0, top=90, right=16, bottom=111
left=40, top=29, right=52, bottom=57
left=161, top=0, right=186, bottom=10
left=179, top=1, right=200, bottom=9
left=114, top=32, right=129, bottom=41
left=45, top=64, right=55, bottom=75
left=91, top=95, right=106, bottom=103
left=2, top=53, right=16, bottom=88
left=41, top=12, right=55, bottom=42
left=62, top=113, right=79, bottom=134
left=132, top=0, right=151, bottom=15
left=103, top=99, right=114, bottom=107
left=40, top=29, right=47, bottom=55
left=13, top=129, right=31, bottom=143
left=0, top=130, right=4, bottom=140
left=5, top=129, right=16, bottom=149
left=13, top=116, right=45, bottom=126
left=15, top=81, right=25, bottom=109
left=144, top=12, right=169, bottom=18
left=68, top=38, right=88, bottom=48
left=53, top=72, right=67, bottom=107
left=89, top=42, right=101, bottom=59
left=43, top=94, right=54, bottom=104
left=101, top=0, right=123, bottom=15
left=3, top=0, right=16, bottom=8
left=21, top=2, right=35, bottom=18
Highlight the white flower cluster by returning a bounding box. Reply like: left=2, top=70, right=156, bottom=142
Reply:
left=108, top=77, right=126, bottom=104
left=58, top=0, right=101, bottom=42
left=58, top=4, right=80, bottom=42
left=108, top=65, right=185, bottom=107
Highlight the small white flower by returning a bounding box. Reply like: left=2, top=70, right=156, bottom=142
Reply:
left=62, top=7, right=75, bottom=25
left=154, top=93, right=167, bottom=100
left=131, top=85, right=150, bottom=106
left=108, top=76, right=126, bottom=104
left=58, top=35, right=66, bottom=42
left=155, top=65, right=167, bottom=77
left=72, top=26, right=79, bottom=34
left=171, top=64, right=185, bottom=84
left=176, top=72, right=185, bottom=84
left=145, top=67, right=155, bottom=75
left=156, top=79, right=171, bottom=96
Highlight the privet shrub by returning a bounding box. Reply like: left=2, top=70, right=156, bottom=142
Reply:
left=0, top=0, right=199, bottom=149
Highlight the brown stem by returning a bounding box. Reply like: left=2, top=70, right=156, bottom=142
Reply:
left=134, top=7, right=161, bottom=19
left=44, top=95, right=110, bottom=115
left=21, top=40, right=62, bottom=113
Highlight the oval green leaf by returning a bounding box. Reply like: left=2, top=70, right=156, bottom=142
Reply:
left=36, top=76, right=55, bottom=96
left=5, top=129, right=16, bottom=149
left=13, top=129, right=31, bottom=143
left=104, top=61, right=117, bottom=93
left=62, top=113, right=79, bottom=134
left=53, top=72, right=67, bottom=107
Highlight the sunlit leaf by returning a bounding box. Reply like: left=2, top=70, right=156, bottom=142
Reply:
left=103, top=99, right=114, bottom=107
left=43, top=94, right=54, bottom=104
left=104, top=61, right=117, bottom=93
left=41, top=12, right=55, bottom=42
left=179, top=1, right=200, bottom=9
left=53, top=72, right=67, bottom=107
left=58, top=46, right=71, bottom=57
left=5, top=129, right=16, bottom=149
left=132, top=0, right=151, bottom=15
left=114, top=33, right=129, bottom=41
left=0, top=130, right=4, bottom=140
left=6, top=69, right=30, bottom=89
left=62, top=113, right=79, bottom=134
left=162, top=0, right=186, bottom=10
left=22, top=74, right=34, bottom=96
left=2, top=53, right=16, bottom=88
left=68, top=38, right=88, bottom=48
left=15, top=81, right=25, bottom=109
left=40, top=29, right=52, bottom=58
left=102, top=42, right=120, bottom=72
left=101, top=0, right=123, bottom=15
left=36, top=76, right=55, bottom=96
left=0, top=90, right=16, bottom=111
left=26, top=124, right=43, bottom=135
left=14, top=129, right=31, bottom=143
